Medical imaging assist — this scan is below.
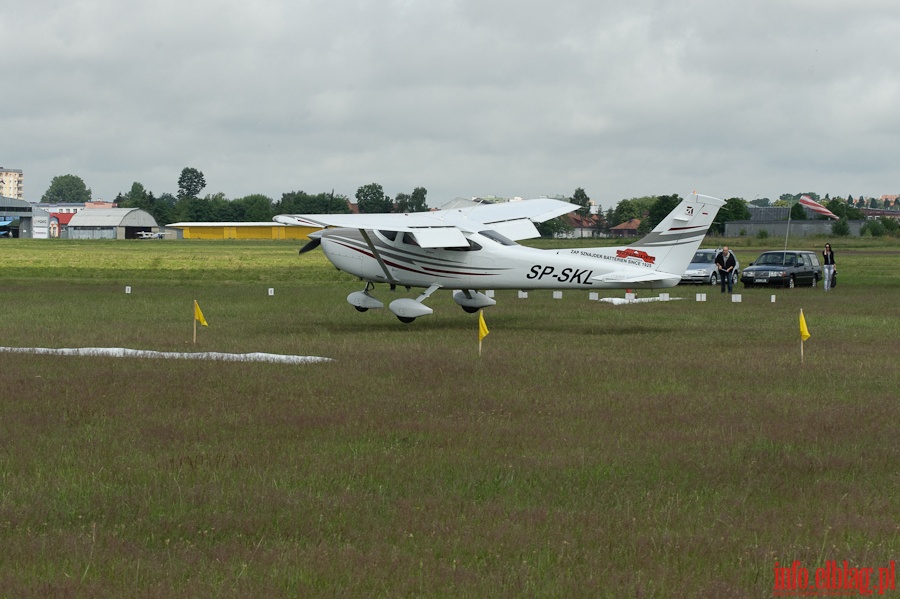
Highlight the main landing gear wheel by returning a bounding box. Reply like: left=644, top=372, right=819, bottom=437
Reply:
left=397, top=316, right=416, bottom=324
left=461, top=306, right=479, bottom=314
left=354, top=306, right=368, bottom=312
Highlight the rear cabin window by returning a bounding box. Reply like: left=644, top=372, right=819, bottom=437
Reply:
left=479, top=230, right=518, bottom=246
left=444, top=240, right=482, bottom=252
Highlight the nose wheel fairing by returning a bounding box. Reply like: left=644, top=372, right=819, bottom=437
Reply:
left=347, top=282, right=384, bottom=312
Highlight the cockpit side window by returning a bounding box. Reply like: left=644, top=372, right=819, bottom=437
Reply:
left=402, top=232, right=420, bottom=246
left=444, top=239, right=482, bottom=252
left=378, top=230, right=398, bottom=242
left=478, top=230, right=518, bottom=246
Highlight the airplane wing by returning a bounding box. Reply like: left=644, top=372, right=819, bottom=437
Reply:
left=274, top=213, right=469, bottom=247
left=274, top=198, right=578, bottom=244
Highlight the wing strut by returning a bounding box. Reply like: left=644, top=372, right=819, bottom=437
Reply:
left=359, top=229, right=398, bottom=285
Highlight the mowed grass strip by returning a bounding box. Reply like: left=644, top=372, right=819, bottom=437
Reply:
left=0, top=238, right=898, bottom=597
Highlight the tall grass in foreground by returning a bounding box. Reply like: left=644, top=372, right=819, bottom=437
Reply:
left=0, top=240, right=898, bottom=597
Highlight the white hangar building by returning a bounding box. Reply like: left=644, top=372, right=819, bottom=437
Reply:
left=66, top=208, right=159, bottom=240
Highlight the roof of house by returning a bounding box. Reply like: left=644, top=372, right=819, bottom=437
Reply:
left=610, top=218, right=640, bottom=230
left=567, top=213, right=600, bottom=228
left=51, top=212, right=76, bottom=225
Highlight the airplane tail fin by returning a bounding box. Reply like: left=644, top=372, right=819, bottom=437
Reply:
left=629, top=193, right=725, bottom=275
left=578, top=193, right=725, bottom=287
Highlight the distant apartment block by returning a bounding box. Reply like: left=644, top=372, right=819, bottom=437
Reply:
left=0, top=167, right=24, bottom=200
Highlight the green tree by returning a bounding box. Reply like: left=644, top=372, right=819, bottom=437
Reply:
left=710, top=197, right=752, bottom=235
left=395, top=187, right=428, bottom=213
left=880, top=216, right=899, bottom=234
left=276, top=191, right=350, bottom=214
left=153, top=193, right=177, bottom=225
left=831, top=218, right=851, bottom=237
left=640, top=194, right=681, bottom=234
left=572, top=187, right=591, bottom=219
left=603, top=208, right=615, bottom=233
left=41, top=174, right=92, bottom=203
left=207, top=193, right=236, bottom=221
left=356, top=183, right=393, bottom=213
left=536, top=216, right=573, bottom=238
left=232, top=194, right=274, bottom=221
left=825, top=198, right=847, bottom=219
left=117, top=182, right=174, bottom=224
left=120, top=182, right=149, bottom=206
left=790, top=201, right=807, bottom=220
left=610, top=196, right=656, bottom=227
left=177, top=167, right=206, bottom=200
left=749, top=197, right=771, bottom=207
left=861, top=219, right=886, bottom=237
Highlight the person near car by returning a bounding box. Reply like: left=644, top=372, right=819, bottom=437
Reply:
left=822, top=243, right=836, bottom=291
left=714, top=246, right=737, bottom=293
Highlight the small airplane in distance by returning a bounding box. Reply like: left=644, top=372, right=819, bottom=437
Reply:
left=137, top=231, right=172, bottom=239
left=274, top=193, right=725, bottom=323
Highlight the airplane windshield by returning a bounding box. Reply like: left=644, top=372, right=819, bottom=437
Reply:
left=478, top=230, right=518, bottom=246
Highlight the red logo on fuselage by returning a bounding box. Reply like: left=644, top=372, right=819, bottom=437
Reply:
left=616, top=248, right=656, bottom=264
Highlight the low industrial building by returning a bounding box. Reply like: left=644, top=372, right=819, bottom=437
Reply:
left=166, top=222, right=316, bottom=240
left=1, top=196, right=49, bottom=238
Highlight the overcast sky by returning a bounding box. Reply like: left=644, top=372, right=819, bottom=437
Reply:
left=4, top=0, right=900, bottom=210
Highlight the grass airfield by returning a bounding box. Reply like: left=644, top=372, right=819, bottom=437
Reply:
left=1, top=238, right=898, bottom=598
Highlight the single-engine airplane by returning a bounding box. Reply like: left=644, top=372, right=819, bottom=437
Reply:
left=137, top=231, right=172, bottom=239
left=274, top=193, right=725, bottom=323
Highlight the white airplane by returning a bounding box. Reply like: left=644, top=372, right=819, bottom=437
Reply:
left=137, top=231, right=172, bottom=239
left=274, top=193, right=725, bottom=323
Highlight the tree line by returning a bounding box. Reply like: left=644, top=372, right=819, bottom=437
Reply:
left=39, top=170, right=897, bottom=238
left=39, top=169, right=434, bottom=227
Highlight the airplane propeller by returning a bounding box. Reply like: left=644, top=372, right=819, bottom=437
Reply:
left=299, top=236, right=322, bottom=254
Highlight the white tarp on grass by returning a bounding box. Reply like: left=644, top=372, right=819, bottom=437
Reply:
left=0, top=346, right=334, bottom=364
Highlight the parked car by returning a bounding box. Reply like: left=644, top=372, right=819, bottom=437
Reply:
left=740, top=251, right=822, bottom=288
left=680, top=249, right=740, bottom=286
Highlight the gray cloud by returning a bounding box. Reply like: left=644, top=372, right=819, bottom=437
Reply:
left=4, top=0, right=899, bottom=210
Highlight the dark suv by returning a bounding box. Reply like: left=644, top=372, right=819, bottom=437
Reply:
left=740, top=251, right=822, bottom=288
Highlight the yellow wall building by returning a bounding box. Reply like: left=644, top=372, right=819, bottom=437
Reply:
left=167, top=222, right=317, bottom=240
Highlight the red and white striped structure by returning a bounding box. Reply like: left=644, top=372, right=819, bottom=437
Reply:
left=799, top=196, right=839, bottom=220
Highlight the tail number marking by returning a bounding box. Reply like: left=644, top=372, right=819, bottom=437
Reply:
left=527, top=265, right=594, bottom=284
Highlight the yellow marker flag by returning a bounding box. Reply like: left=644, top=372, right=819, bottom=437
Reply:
left=799, top=308, right=810, bottom=341
left=478, top=310, right=489, bottom=342
left=194, top=300, right=208, bottom=327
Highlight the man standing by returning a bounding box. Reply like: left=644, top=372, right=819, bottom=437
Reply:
left=714, top=246, right=737, bottom=293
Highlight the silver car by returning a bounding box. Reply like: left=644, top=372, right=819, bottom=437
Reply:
left=680, top=249, right=740, bottom=285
